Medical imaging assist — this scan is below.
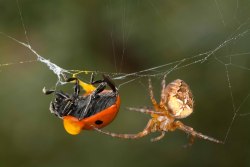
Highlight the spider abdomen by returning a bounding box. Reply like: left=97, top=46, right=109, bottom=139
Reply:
left=165, top=79, right=194, bottom=119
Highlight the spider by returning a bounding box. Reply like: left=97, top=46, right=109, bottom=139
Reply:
left=43, top=74, right=121, bottom=135
left=94, top=77, right=223, bottom=145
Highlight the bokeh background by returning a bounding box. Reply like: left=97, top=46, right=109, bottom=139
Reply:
left=1, top=0, right=250, bottom=167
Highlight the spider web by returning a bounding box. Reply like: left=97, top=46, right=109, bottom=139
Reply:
left=1, top=0, right=250, bottom=147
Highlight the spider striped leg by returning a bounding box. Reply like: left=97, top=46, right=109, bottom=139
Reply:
left=183, top=135, right=195, bottom=148
left=148, top=78, right=161, bottom=111
left=127, top=107, right=164, bottom=115
left=94, top=120, right=154, bottom=139
left=160, top=75, right=167, bottom=107
left=150, top=131, right=165, bottom=142
left=174, top=121, right=223, bottom=144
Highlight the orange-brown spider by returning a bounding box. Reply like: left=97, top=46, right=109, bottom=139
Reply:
left=94, top=77, right=223, bottom=145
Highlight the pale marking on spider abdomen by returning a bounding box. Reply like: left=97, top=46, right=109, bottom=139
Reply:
left=165, top=79, right=194, bottom=119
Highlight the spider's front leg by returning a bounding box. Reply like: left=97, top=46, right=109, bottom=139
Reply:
left=148, top=78, right=161, bottom=111
left=94, top=119, right=155, bottom=140
left=173, top=121, right=223, bottom=144
left=160, top=75, right=167, bottom=107
left=127, top=107, right=165, bottom=115
left=150, top=131, right=165, bottom=142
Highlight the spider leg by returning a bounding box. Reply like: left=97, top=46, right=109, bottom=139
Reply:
left=182, top=135, right=195, bottom=148
left=174, top=121, right=223, bottom=144
left=94, top=119, right=154, bottom=139
left=127, top=107, right=165, bottom=115
left=150, top=131, right=165, bottom=142
left=160, top=75, right=167, bottom=107
left=148, top=78, right=160, bottom=111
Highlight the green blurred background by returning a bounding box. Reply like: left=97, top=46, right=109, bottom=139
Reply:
left=1, top=0, right=250, bottom=167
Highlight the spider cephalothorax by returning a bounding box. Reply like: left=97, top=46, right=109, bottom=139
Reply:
left=43, top=74, right=121, bottom=135
left=94, top=77, right=223, bottom=145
